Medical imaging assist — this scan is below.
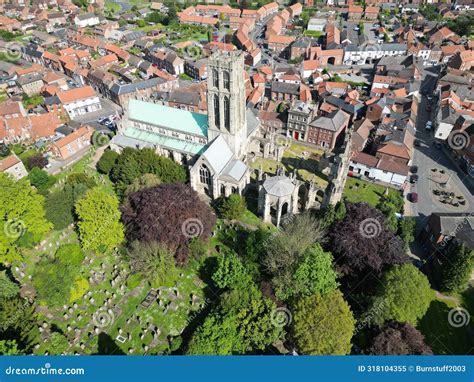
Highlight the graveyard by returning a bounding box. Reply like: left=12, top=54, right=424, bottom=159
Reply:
left=12, top=226, right=207, bottom=355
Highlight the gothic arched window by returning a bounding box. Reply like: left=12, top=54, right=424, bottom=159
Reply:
left=224, top=96, right=230, bottom=131
left=223, top=71, right=230, bottom=90
left=199, top=164, right=211, bottom=185
left=213, top=69, right=219, bottom=88
left=214, top=94, right=220, bottom=128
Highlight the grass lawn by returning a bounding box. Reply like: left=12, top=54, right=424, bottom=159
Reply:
left=303, top=30, right=323, bottom=38
left=343, top=177, right=399, bottom=207
left=133, top=23, right=163, bottom=33
left=105, top=1, right=121, bottom=13
left=418, top=296, right=473, bottom=355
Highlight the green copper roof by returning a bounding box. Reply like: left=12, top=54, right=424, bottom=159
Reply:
left=124, top=127, right=206, bottom=155
left=128, top=99, right=208, bottom=138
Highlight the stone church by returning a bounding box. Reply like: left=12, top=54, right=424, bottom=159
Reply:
left=111, top=50, right=263, bottom=199
left=110, top=49, right=350, bottom=225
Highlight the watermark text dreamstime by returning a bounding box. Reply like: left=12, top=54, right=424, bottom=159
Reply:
left=4, top=363, right=85, bottom=376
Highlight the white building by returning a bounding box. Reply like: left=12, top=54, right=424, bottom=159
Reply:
left=307, top=18, right=327, bottom=32
left=350, top=152, right=408, bottom=187
left=57, top=86, right=102, bottom=119
left=343, top=43, right=407, bottom=65
left=0, top=154, right=28, bottom=180
left=74, top=13, right=100, bottom=28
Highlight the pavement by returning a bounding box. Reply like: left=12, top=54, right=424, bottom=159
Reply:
left=405, top=75, right=473, bottom=224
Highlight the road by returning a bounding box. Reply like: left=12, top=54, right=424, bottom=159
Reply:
left=248, top=14, right=284, bottom=67
left=405, top=69, right=473, bottom=223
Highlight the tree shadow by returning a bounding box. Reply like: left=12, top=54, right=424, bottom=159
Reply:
left=94, top=332, right=126, bottom=355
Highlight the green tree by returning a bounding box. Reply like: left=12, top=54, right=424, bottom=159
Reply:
left=376, top=192, right=403, bottom=232
left=0, top=339, right=21, bottom=355
left=127, top=241, right=177, bottom=287
left=66, top=173, right=96, bottom=188
left=55, top=244, right=84, bottom=267
left=212, top=249, right=252, bottom=290
left=124, top=173, right=161, bottom=197
left=334, top=201, right=347, bottom=221
left=441, top=243, right=473, bottom=293
left=96, top=150, right=119, bottom=175
left=0, top=174, right=51, bottom=264
left=0, top=297, right=39, bottom=352
left=42, top=332, right=69, bottom=355
left=110, top=148, right=187, bottom=196
left=290, top=290, right=355, bottom=355
left=263, top=214, right=327, bottom=300
left=263, top=213, right=324, bottom=277
left=28, top=167, right=55, bottom=193
left=187, top=287, right=282, bottom=355
left=0, top=271, right=19, bottom=299
left=290, top=244, right=339, bottom=298
left=397, top=217, right=416, bottom=248
left=219, top=194, right=247, bottom=220
left=45, top=183, right=88, bottom=230
left=372, top=264, right=434, bottom=326
left=75, top=188, right=124, bottom=253
left=33, top=258, right=75, bottom=306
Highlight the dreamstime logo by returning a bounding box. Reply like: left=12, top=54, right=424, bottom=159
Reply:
left=271, top=307, right=292, bottom=328
left=92, top=309, right=115, bottom=328
left=92, top=131, right=112, bottom=147
left=359, top=218, right=382, bottom=239
left=354, top=300, right=386, bottom=336
left=447, top=131, right=470, bottom=151
left=181, top=218, right=204, bottom=239
left=271, top=129, right=291, bottom=147
left=360, top=40, right=381, bottom=55
left=0, top=144, right=9, bottom=157
left=439, top=213, right=474, bottom=248
left=4, top=219, right=26, bottom=239
left=185, top=45, right=202, bottom=60
left=3, top=41, right=24, bottom=62
left=447, top=307, right=470, bottom=328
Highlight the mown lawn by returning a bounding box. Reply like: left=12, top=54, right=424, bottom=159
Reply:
left=343, top=177, right=399, bottom=207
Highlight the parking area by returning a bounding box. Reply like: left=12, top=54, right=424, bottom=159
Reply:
left=71, top=98, right=122, bottom=129
left=405, top=92, right=473, bottom=219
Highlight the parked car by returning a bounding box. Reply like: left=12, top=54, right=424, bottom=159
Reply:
left=411, top=165, right=418, bottom=174
left=409, top=192, right=418, bottom=203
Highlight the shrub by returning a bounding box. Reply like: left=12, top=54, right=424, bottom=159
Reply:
left=69, top=277, right=89, bottom=302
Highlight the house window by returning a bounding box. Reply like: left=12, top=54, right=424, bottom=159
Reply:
left=224, top=96, right=230, bottom=131
left=213, top=69, right=219, bottom=88
left=223, top=71, right=230, bottom=90
left=200, top=164, right=211, bottom=185
left=214, top=94, right=220, bottom=128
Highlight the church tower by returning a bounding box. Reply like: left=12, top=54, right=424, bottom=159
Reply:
left=207, top=50, right=248, bottom=158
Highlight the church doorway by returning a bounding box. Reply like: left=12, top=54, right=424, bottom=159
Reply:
left=270, top=205, right=278, bottom=224
left=298, top=185, right=308, bottom=212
